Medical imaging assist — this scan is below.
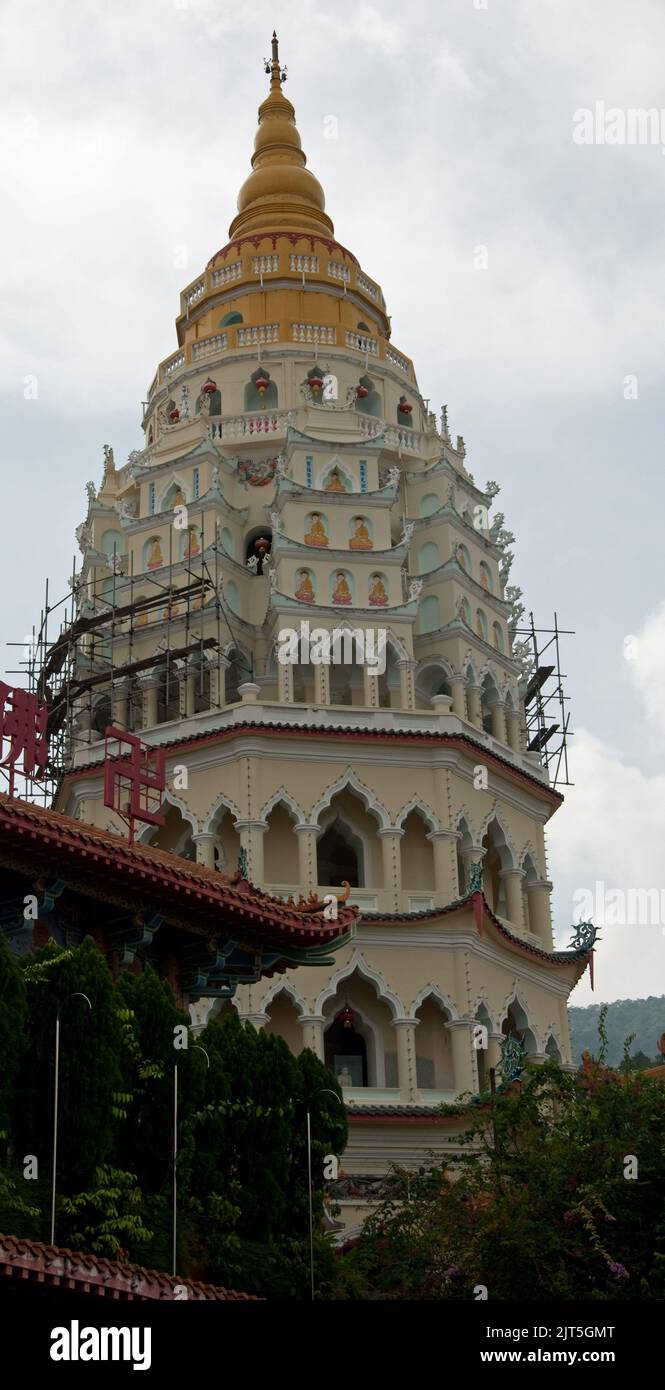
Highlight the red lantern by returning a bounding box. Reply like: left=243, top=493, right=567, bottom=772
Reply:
left=201, top=378, right=217, bottom=395
left=338, top=1004, right=354, bottom=1030
left=356, top=385, right=369, bottom=399
left=399, top=399, right=413, bottom=415
left=309, top=375, right=324, bottom=393
left=169, top=408, right=180, bottom=423
left=254, top=375, right=270, bottom=396
left=254, top=536, right=270, bottom=555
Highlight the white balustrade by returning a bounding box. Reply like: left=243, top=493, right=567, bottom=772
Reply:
left=162, top=351, right=185, bottom=378
left=386, top=346, right=410, bottom=372
left=328, top=259, right=351, bottom=283
left=357, top=271, right=379, bottom=300
left=290, top=322, right=336, bottom=345
left=236, top=323, right=280, bottom=345
left=208, top=411, right=292, bottom=441
left=345, top=331, right=378, bottom=355
left=211, top=260, right=242, bottom=287
left=192, top=333, right=228, bottom=360
left=289, top=254, right=319, bottom=273
left=252, top=254, right=280, bottom=274
left=185, top=278, right=205, bottom=308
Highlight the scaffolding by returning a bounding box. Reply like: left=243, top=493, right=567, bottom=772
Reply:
left=517, top=612, right=574, bottom=790
left=5, top=512, right=251, bottom=807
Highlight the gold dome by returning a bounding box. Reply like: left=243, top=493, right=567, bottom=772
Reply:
left=229, top=33, right=334, bottom=240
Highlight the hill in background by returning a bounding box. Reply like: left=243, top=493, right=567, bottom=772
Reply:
left=568, top=995, right=665, bottom=1067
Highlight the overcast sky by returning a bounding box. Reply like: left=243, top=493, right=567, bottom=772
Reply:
left=1, top=0, right=664, bottom=1009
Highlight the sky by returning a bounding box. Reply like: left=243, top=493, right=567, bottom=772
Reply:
left=1, top=0, right=664, bottom=1008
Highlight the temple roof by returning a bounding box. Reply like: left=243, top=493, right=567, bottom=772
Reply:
left=0, top=1233, right=260, bottom=1301
left=0, top=794, right=356, bottom=964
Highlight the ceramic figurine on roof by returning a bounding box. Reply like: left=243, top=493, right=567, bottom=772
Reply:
left=33, top=33, right=584, bottom=1240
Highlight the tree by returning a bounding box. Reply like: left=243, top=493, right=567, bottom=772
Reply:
left=0, top=926, right=25, bottom=1137
left=14, top=937, right=124, bottom=1193
left=336, top=1054, right=665, bottom=1301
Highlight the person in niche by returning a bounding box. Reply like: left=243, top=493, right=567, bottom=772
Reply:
left=325, top=467, right=346, bottom=493
left=295, top=568, right=315, bottom=602
left=349, top=516, right=372, bottom=550
left=332, top=571, right=352, bottom=605
left=147, top=538, right=164, bottom=570
left=304, top=512, right=328, bottom=547
left=368, top=574, right=388, bottom=606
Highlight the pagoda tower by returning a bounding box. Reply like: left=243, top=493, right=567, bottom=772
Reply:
left=55, top=36, right=591, bottom=1232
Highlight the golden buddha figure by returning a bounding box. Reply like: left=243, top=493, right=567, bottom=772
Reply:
left=173, top=486, right=186, bottom=507
left=332, top=571, right=352, bottom=605
left=295, top=568, right=315, bottom=602
left=349, top=516, right=372, bottom=550
left=325, top=467, right=345, bottom=493
left=184, top=527, right=200, bottom=558
left=369, top=573, right=388, bottom=606
left=304, top=512, right=328, bottom=547
left=147, top=538, right=164, bottom=570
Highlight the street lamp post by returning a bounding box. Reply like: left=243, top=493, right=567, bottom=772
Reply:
left=50, top=992, right=92, bottom=1246
left=173, top=1044, right=209, bottom=1278
left=306, top=1087, right=342, bottom=1301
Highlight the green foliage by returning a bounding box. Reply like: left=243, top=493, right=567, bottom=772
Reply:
left=337, top=1055, right=665, bottom=1301
left=15, top=937, right=123, bottom=1190
left=0, top=927, right=26, bottom=1135
left=60, top=1166, right=153, bottom=1258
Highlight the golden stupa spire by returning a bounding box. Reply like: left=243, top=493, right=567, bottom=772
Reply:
left=228, top=32, right=334, bottom=240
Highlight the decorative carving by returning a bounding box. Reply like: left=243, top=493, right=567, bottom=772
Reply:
left=500, top=1034, right=526, bottom=1083
left=485, top=480, right=500, bottom=498
left=400, top=520, right=415, bottom=546
left=237, top=457, right=279, bottom=487
left=114, top=498, right=137, bottom=522
left=408, top=578, right=423, bottom=602
left=467, top=860, right=483, bottom=894
left=567, top=920, right=600, bottom=952
left=85, top=481, right=97, bottom=503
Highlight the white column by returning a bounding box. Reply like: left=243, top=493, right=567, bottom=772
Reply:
left=111, top=677, right=131, bottom=731
left=277, top=656, right=294, bottom=703
left=363, top=665, right=380, bottom=708
left=193, top=832, right=217, bottom=870
left=378, top=828, right=403, bottom=910
left=450, top=673, right=466, bottom=719
left=427, top=829, right=458, bottom=901
left=526, top=879, right=554, bottom=947
left=466, top=684, right=482, bottom=729
left=189, top=998, right=217, bottom=1034
left=500, top=867, right=525, bottom=932
left=139, top=673, right=160, bottom=729
left=505, top=708, right=521, bottom=752
left=392, top=1018, right=419, bottom=1102
left=301, top=1015, right=325, bottom=1060
left=314, top=661, right=329, bottom=706
left=448, top=1019, right=476, bottom=1095
left=490, top=701, right=508, bottom=744
left=295, top=823, right=318, bottom=893
left=398, top=659, right=417, bottom=710
left=234, top=820, right=266, bottom=885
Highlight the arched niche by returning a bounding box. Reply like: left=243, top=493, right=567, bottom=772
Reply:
left=264, top=990, right=304, bottom=1056
left=400, top=809, right=435, bottom=891
left=418, top=541, right=439, bottom=574
left=143, top=802, right=196, bottom=861
left=263, top=801, right=300, bottom=885
left=482, top=818, right=514, bottom=915
left=415, top=995, right=455, bottom=1090
left=316, top=789, right=384, bottom=890
left=419, top=594, right=440, bottom=633
left=323, top=973, right=396, bottom=1088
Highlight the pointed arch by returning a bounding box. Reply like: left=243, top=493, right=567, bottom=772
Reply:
left=137, top=788, right=200, bottom=840
left=479, top=805, right=518, bottom=864
left=258, top=786, right=305, bottom=824
left=260, top=976, right=307, bottom=1018
left=310, top=768, right=391, bottom=830
left=314, top=948, right=404, bottom=1019
left=395, top=796, right=439, bottom=833
left=408, top=983, right=459, bottom=1022
left=203, top=789, right=242, bottom=834
left=470, top=994, right=498, bottom=1033
left=317, top=455, right=354, bottom=492
left=158, top=474, right=188, bottom=512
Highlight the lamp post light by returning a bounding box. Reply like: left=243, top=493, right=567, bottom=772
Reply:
left=50, top=991, right=92, bottom=1246
left=173, top=1044, right=209, bottom=1278
left=306, top=1087, right=342, bottom=1301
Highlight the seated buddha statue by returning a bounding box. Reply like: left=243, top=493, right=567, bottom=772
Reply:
left=147, top=538, right=164, bottom=570
left=325, top=467, right=346, bottom=493
left=304, top=512, right=328, bottom=547
left=295, top=569, right=315, bottom=602
left=349, top=516, right=372, bottom=550
left=173, top=486, right=186, bottom=508
left=332, top=571, right=352, bottom=605
left=184, top=527, right=200, bottom=558
left=368, top=574, right=388, bottom=606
